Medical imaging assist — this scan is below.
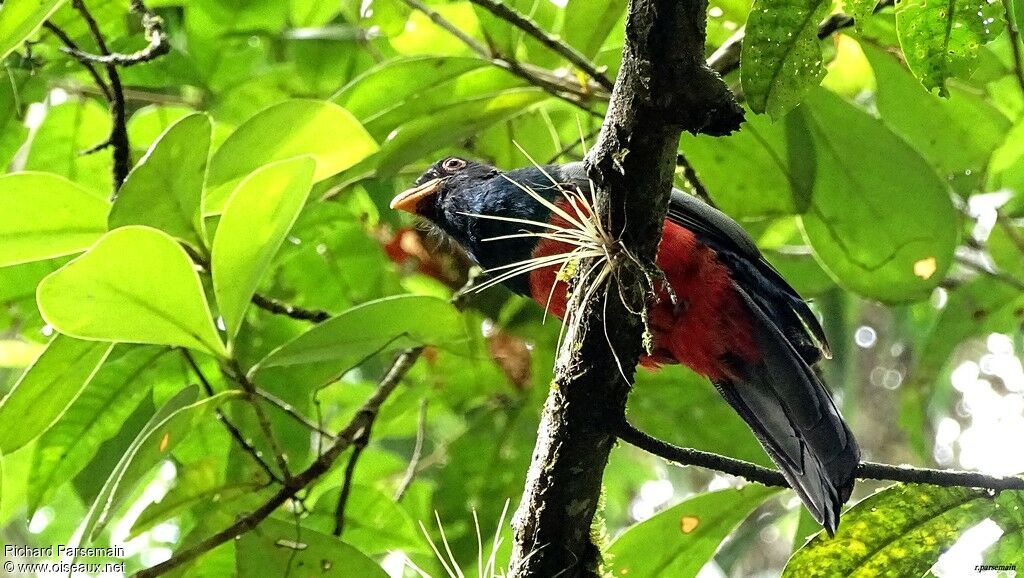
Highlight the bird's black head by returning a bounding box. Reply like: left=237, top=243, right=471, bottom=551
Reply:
left=390, top=157, right=563, bottom=286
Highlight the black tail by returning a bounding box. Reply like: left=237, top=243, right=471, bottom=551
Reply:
left=719, top=287, right=860, bottom=536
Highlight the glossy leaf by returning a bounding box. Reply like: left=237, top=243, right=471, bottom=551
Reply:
left=741, top=0, right=831, bottom=118
left=236, top=517, right=389, bottom=578
left=798, top=89, right=957, bottom=303
left=27, top=346, right=174, bottom=514
left=81, top=387, right=241, bottom=540
left=862, top=42, right=1010, bottom=194
left=0, top=172, right=110, bottom=267
left=0, top=0, right=67, bottom=59
left=895, top=0, right=1004, bottom=94
left=0, top=335, right=112, bottom=454
left=37, top=226, right=226, bottom=356
left=783, top=484, right=1007, bottom=576
left=109, top=114, right=212, bottom=249
left=204, top=99, right=377, bottom=213
left=679, top=110, right=814, bottom=218
left=562, top=0, right=626, bottom=59
left=608, top=486, right=780, bottom=577
left=212, top=157, right=315, bottom=342
left=333, top=56, right=491, bottom=123
left=375, top=88, right=547, bottom=175
left=24, top=99, right=112, bottom=193
left=253, top=295, right=467, bottom=389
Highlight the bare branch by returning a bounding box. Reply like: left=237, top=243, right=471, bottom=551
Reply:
left=179, top=349, right=283, bottom=486
left=132, top=347, right=425, bottom=578
left=1003, top=0, right=1024, bottom=96
left=59, top=0, right=169, bottom=66
left=228, top=361, right=293, bottom=482
left=41, top=22, right=111, bottom=100
left=467, top=0, right=615, bottom=91
left=70, top=0, right=131, bottom=192
left=250, top=293, right=332, bottom=323
left=618, top=420, right=1024, bottom=491
left=394, top=399, right=428, bottom=502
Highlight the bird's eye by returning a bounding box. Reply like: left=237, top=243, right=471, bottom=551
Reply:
left=442, top=157, right=467, bottom=172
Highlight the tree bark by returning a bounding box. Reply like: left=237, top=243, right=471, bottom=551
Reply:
left=507, top=0, right=742, bottom=576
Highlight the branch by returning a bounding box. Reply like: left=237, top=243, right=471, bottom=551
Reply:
left=41, top=22, right=111, bottom=100
left=1003, top=0, right=1024, bottom=96
left=333, top=421, right=373, bottom=536
left=179, top=349, right=283, bottom=486
left=397, top=0, right=607, bottom=113
left=250, top=293, right=332, bottom=323
left=467, top=0, right=615, bottom=91
left=60, top=0, right=169, bottom=66
left=70, top=0, right=131, bottom=192
left=394, top=398, right=428, bottom=502
left=228, top=361, right=293, bottom=481
left=132, top=347, right=424, bottom=578
left=617, top=420, right=1024, bottom=491
left=508, top=0, right=742, bottom=575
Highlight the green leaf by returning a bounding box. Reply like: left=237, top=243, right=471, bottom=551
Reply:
left=109, top=114, right=212, bottom=249
left=37, top=226, right=227, bottom=356
left=307, top=484, right=423, bottom=554
left=27, top=346, right=174, bottom=514
left=212, top=157, right=315, bottom=343
left=204, top=99, right=377, bottom=214
left=375, top=88, right=547, bottom=175
left=80, top=386, right=241, bottom=541
left=0, top=172, right=110, bottom=267
left=782, top=484, right=1006, bottom=577
left=608, top=486, right=780, bottom=577
left=895, top=0, right=1004, bottom=94
left=253, top=295, right=467, bottom=390
left=861, top=42, right=1010, bottom=194
left=236, top=517, right=389, bottom=578
left=848, top=0, right=878, bottom=30
left=989, top=220, right=1024, bottom=279
left=0, top=0, right=67, bottom=59
left=740, top=0, right=831, bottom=118
left=630, top=365, right=772, bottom=466
left=798, top=89, right=958, bottom=303
left=0, top=334, right=112, bottom=454
left=333, top=56, right=491, bottom=123
left=24, top=99, right=112, bottom=194
left=679, top=110, right=814, bottom=218
left=562, top=0, right=626, bottom=59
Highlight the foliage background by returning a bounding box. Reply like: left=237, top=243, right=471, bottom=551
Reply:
left=0, top=0, right=1023, bottom=576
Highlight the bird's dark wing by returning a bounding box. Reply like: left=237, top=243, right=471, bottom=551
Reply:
left=554, top=161, right=828, bottom=360
left=668, top=189, right=830, bottom=362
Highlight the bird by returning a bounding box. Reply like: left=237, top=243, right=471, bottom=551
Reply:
left=390, top=156, right=860, bottom=535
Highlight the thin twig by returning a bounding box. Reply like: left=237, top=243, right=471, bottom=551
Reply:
left=546, top=128, right=600, bottom=163
left=333, top=424, right=372, bottom=536
left=229, top=361, right=293, bottom=482
left=394, top=399, right=428, bottom=502
left=956, top=254, right=1024, bottom=291
left=133, top=347, right=425, bottom=578
left=60, top=0, right=169, bottom=66
left=179, top=349, right=282, bottom=486
left=41, top=22, right=111, bottom=99
left=617, top=420, right=1024, bottom=491
left=397, top=0, right=606, bottom=113
left=254, top=387, right=336, bottom=439
left=71, top=0, right=131, bottom=192
left=676, top=153, right=716, bottom=207
left=1003, top=0, right=1024, bottom=96
left=250, top=293, right=331, bottom=323
left=467, top=0, right=614, bottom=91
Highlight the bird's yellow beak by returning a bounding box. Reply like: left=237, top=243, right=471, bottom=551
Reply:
left=390, top=178, right=443, bottom=214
